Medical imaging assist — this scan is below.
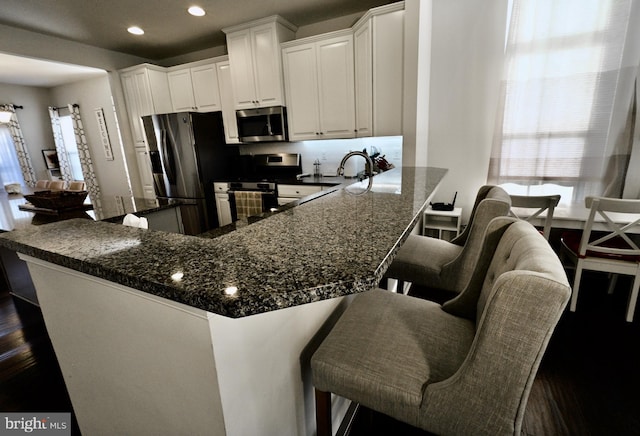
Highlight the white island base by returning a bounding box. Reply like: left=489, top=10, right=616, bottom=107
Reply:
left=22, top=255, right=352, bottom=436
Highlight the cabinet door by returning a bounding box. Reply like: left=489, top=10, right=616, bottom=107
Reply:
left=215, top=193, right=233, bottom=227
left=354, top=21, right=373, bottom=137
left=134, top=70, right=155, bottom=117
left=372, top=10, right=404, bottom=136
left=216, top=61, right=240, bottom=143
left=317, top=35, right=355, bottom=139
left=135, top=147, right=156, bottom=199
left=191, top=64, right=221, bottom=112
left=227, top=30, right=258, bottom=109
left=168, top=69, right=196, bottom=111
left=121, top=73, right=146, bottom=145
left=282, top=43, right=320, bottom=141
left=146, top=68, right=173, bottom=114
left=252, top=24, right=284, bottom=107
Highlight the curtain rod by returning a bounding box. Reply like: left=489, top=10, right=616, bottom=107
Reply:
left=50, top=104, right=79, bottom=111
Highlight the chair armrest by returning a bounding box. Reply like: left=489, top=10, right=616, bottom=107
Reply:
left=420, top=272, right=569, bottom=435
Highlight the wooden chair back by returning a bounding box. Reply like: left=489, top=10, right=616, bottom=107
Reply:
left=509, top=194, right=561, bottom=240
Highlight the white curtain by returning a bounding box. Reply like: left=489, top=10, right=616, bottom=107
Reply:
left=68, top=104, right=102, bottom=214
left=488, top=0, right=640, bottom=204
left=0, top=104, right=36, bottom=187
left=48, top=107, right=74, bottom=183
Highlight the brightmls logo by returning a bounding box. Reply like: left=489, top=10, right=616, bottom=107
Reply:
left=0, top=414, right=70, bottom=435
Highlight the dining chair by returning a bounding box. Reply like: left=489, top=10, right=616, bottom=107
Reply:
left=67, top=181, right=86, bottom=191
left=560, top=197, right=640, bottom=322
left=34, top=180, right=50, bottom=189
left=384, top=185, right=511, bottom=295
left=48, top=180, right=66, bottom=190
left=509, top=194, right=560, bottom=240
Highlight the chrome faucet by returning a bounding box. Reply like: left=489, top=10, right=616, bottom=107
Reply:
left=337, top=151, right=373, bottom=179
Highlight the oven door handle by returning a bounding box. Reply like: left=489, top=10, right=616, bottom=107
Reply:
left=227, top=190, right=276, bottom=196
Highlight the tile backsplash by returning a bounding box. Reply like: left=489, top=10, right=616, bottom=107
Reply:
left=238, top=136, right=403, bottom=176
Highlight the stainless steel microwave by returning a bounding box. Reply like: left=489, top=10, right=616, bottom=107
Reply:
left=236, top=106, right=288, bottom=143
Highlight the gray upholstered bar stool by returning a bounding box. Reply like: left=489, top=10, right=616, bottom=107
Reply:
left=384, top=185, right=511, bottom=294
left=312, top=218, right=571, bottom=436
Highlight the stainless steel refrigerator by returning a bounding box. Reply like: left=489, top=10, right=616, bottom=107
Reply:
left=142, top=111, right=239, bottom=235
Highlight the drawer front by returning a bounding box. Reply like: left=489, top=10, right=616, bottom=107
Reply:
left=213, top=183, right=229, bottom=193
left=277, top=184, right=322, bottom=198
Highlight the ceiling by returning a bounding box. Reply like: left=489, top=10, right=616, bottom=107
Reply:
left=0, top=0, right=393, bottom=87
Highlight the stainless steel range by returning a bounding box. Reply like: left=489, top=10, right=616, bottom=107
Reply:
left=214, top=153, right=302, bottom=226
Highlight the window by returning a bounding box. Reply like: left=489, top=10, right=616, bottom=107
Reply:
left=489, top=0, right=638, bottom=206
left=0, top=125, right=24, bottom=187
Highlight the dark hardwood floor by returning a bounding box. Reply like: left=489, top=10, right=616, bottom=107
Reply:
left=1, top=257, right=639, bottom=435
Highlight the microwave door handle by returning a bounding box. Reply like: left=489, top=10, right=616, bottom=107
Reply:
left=160, top=128, right=176, bottom=184
left=266, top=115, right=273, bottom=136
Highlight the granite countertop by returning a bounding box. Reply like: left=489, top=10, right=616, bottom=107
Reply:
left=0, top=167, right=447, bottom=318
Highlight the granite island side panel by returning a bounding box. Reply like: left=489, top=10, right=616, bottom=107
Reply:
left=0, top=167, right=447, bottom=318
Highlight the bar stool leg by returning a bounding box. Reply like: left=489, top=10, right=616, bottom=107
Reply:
left=315, top=388, right=332, bottom=436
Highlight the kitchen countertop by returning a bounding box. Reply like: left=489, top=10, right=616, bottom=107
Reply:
left=0, top=167, right=447, bottom=318
left=0, top=188, right=181, bottom=232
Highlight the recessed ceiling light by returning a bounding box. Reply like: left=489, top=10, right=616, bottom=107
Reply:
left=127, top=26, right=144, bottom=35
left=188, top=6, right=206, bottom=16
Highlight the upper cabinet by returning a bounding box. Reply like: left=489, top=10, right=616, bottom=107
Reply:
left=167, top=62, right=222, bottom=112
left=223, top=16, right=297, bottom=110
left=119, top=64, right=172, bottom=199
left=353, top=3, right=405, bottom=137
left=120, top=64, right=172, bottom=146
left=216, top=60, right=240, bottom=144
left=282, top=30, right=355, bottom=141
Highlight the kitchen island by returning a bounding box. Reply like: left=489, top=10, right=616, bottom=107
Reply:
left=0, top=166, right=446, bottom=436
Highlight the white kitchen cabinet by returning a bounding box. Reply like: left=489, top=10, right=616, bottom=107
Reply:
left=216, top=61, right=240, bottom=144
left=277, top=184, right=322, bottom=205
left=353, top=3, right=405, bottom=137
left=213, top=183, right=233, bottom=226
left=135, top=147, right=156, bottom=199
left=222, top=16, right=297, bottom=109
left=120, top=64, right=171, bottom=200
left=120, top=64, right=172, bottom=145
left=215, top=193, right=233, bottom=226
left=167, top=62, right=221, bottom=112
left=354, top=21, right=373, bottom=137
left=282, top=30, right=355, bottom=141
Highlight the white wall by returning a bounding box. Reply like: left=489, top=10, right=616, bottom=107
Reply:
left=402, top=0, right=432, bottom=169
left=49, top=75, right=133, bottom=198
left=0, top=83, right=57, bottom=180
left=426, top=0, right=508, bottom=221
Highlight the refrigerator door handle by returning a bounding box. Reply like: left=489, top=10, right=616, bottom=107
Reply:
left=160, top=128, right=176, bottom=184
